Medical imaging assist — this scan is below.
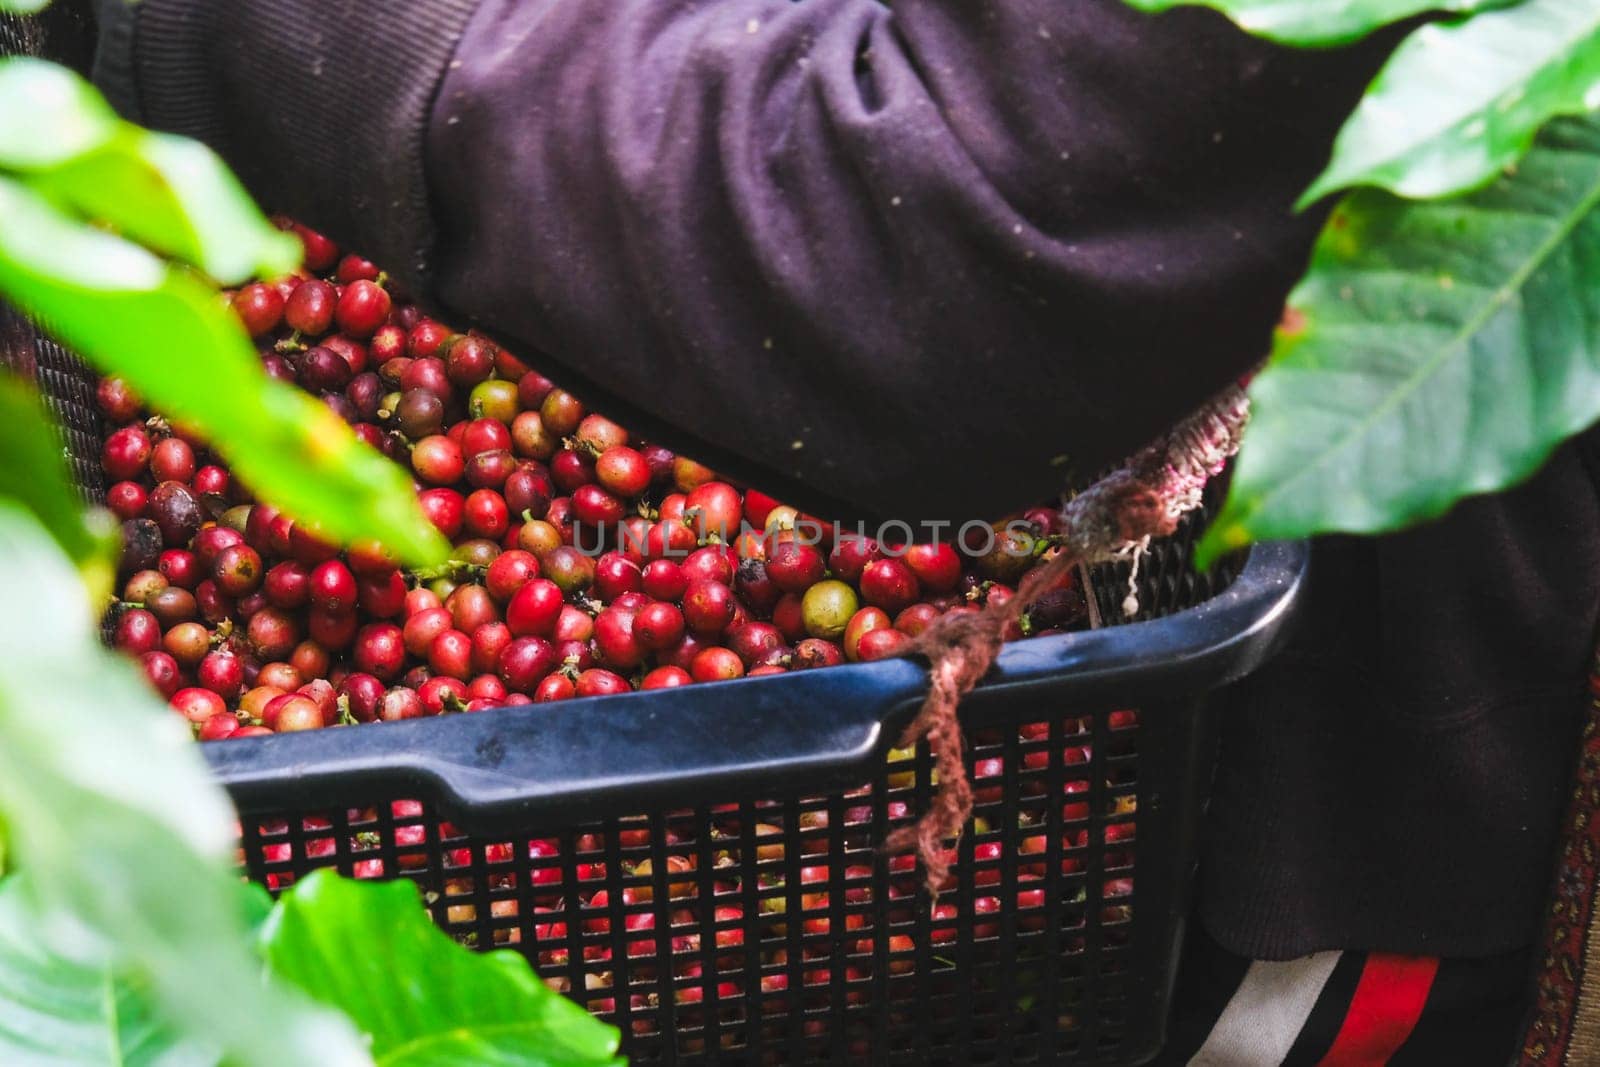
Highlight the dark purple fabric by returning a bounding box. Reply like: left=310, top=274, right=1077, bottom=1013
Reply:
left=1197, top=434, right=1600, bottom=959
left=424, top=0, right=1385, bottom=526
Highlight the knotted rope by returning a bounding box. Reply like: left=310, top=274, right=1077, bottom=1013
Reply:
left=883, top=386, right=1250, bottom=893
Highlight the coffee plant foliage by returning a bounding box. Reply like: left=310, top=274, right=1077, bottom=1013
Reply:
left=1121, top=0, right=1514, bottom=45
left=1127, top=0, right=1600, bottom=567
left=0, top=57, right=447, bottom=567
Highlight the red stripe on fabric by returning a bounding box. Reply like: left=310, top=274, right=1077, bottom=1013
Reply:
left=1314, top=955, right=1440, bottom=1067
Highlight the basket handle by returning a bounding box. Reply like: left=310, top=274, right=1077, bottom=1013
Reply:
left=206, top=655, right=929, bottom=829
left=204, top=541, right=1308, bottom=830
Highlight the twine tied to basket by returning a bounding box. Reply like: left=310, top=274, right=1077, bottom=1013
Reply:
left=883, top=385, right=1250, bottom=895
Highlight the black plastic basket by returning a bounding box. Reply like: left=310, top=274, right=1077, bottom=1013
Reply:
left=230, top=542, right=1307, bottom=1067
left=9, top=299, right=1308, bottom=1063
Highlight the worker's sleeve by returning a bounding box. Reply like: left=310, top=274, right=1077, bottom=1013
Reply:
left=94, top=0, right=1391, bottom=527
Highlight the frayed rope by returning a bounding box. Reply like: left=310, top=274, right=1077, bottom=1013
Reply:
left=882, top=386, right=1249, bottom=897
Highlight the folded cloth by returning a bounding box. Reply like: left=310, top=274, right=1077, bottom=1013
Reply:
left=1160, top=924, right=1529, bottom=1066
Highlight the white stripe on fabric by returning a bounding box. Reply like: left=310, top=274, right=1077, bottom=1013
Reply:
left=1186, top=951, right=1343, bottom=1067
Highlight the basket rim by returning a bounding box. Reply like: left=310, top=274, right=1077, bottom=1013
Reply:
left=202, top=540, right=1308, bottom=830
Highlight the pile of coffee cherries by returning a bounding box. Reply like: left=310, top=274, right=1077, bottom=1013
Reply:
left=99, top=218, right=1085, bottom=738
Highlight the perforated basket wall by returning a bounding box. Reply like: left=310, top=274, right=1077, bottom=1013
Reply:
left=232, top=669, right=1216, bottom=1066
left=1, top=5, right=99, bottom=501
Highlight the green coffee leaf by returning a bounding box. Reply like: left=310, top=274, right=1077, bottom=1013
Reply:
left=237, top=882, right=275, bottom=936
left=0, top=176, right=448, bottom=566
left=0, top=503, right=371, bottom=1067
left=261, top=870, right=623, bottom=1067
left=38, top=129, right=301, bottom=284
left=0, top=375, right=115, bottom=594
left=0, top=0, right=52, bottom=13
left=0, top=57, right=118, bottom=171
left=0, top=57, right=296, bottom=282
left=0, top=875, right=218, bottom=1067
left=1119, top=0, right=1509, bottom=46
left=1199, top=115, right=1600, bottom=566
left=1303, top=0, right=1600, bottom=204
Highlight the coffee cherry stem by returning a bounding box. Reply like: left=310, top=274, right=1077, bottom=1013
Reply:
left=1034, top=532, right=1074, bottom=556
left=566, top=435, right=604, bottom=460
left=274, top=331, right=306, bottom=354
left=336, top=694, right=358, bottom=726
left=685, top=509, right=723, bottom=546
